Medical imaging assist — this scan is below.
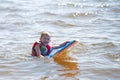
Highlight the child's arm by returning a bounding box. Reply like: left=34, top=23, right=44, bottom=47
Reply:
left=52, top=41, right=70, bottom=49
left=34, top=44, right=44, bottom=57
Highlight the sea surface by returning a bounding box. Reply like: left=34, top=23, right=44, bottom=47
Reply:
left=0, top=0, right=120, bottom=80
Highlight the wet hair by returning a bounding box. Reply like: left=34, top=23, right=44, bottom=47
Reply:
left=40, top=31, right=51, bottom=38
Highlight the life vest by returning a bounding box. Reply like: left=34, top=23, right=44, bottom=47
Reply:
left=31, top=42, right=51, bottom=56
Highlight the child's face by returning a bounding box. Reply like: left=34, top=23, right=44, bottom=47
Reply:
left=40, top=35, right=50, bottom=46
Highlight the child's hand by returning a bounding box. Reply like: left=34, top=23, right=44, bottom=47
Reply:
left=39, top=55, right=44, bottom=58
left=65, top=41, right=70, bottom=44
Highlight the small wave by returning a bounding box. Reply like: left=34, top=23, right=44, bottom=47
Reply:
left=93, top=18, right=120, bottom=23
left=96, top=3, right=110, bottom=8
left=0, top=5, right=22, bottom=13
left=92, top=42, right=116, bottom=48
left=52, top=20, right=76, bottom=27
left=104, top=52, right=120, bottom=63
left=57, top=2, right=81, bottom=8
left=75, top=43, right=88, bottom=54
left=42, top=12, right=57, bottom=16
left=57, top=2, right=98, bottom=8
left=111, top=6, right=120, bottom=13
left=67, top=12, right=97, bottom=18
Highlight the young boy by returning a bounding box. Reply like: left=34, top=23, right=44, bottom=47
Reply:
left=31, top=31, right=69, bottom=57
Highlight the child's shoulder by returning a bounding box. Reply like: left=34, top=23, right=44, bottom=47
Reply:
left=32, top=42, right=39, bottom=47
left=34, top=41, right=39, bottom=44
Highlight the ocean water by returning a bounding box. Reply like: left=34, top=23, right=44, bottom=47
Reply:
left=0, top=0, right=120, bottom=80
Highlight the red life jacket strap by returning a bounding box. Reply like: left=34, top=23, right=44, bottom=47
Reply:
left=32, top=42, right=39, bottom=56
